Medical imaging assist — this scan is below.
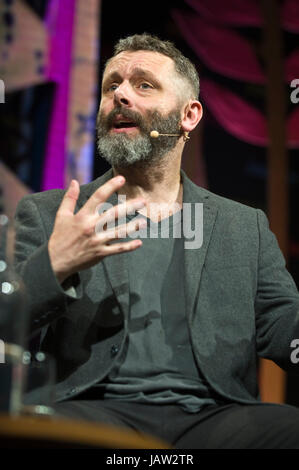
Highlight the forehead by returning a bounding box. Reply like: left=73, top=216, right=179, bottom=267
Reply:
left=103, top=50, right=175, bottom=80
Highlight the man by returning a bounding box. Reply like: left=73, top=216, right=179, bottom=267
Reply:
left=15, top=34, right=299, bottom=448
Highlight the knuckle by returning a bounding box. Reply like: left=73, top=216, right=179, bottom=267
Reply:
left=82, top=223, right=94, bottom=236
left=96, top=246, right=105, bottom=256
left=89, top=235, right=99, bottom=247
left=74, top=211, right=85, bottom=224
left=96, top=232, right=108, bottom=245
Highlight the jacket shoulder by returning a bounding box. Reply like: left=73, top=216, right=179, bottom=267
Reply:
left=16, top=172, right=111, bottom=214
left=202, top=187, right=258, bottom=214
left=186, top=174, right=260, bottom=218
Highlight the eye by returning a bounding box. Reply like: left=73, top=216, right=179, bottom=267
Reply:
left=106, top=83, right=119, bottom=92
left=139, top=82, right=153, bottom=90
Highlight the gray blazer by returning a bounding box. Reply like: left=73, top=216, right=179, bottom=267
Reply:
left=14, top=168, right=299, bottom=404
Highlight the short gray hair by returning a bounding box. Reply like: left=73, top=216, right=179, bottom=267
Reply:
left=107, top=33, right=200, bottom=100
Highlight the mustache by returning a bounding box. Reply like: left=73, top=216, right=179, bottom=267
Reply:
left=98, top=106, right=147, bottom=132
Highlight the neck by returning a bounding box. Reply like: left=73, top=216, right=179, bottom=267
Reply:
left=113, top=150, right=183, bottom=221
left=113, top=152, right=182, bottom=200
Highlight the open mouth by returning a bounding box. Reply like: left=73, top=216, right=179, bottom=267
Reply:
left=111, top=114, right=140, bottom=133
left=113, top=121, right=137, bottom=129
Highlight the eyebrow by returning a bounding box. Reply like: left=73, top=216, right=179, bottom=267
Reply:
left=131, top=68, right=161, bottom=87
left=102, top=68, right=161, bottom=90
left=102, top=71, right=122, bottom=90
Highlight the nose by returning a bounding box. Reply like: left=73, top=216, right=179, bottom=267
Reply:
left=113, top=84, right=131, bottom=107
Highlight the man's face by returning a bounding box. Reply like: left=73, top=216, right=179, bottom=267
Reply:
left=97, top=50, right=184, bottom=167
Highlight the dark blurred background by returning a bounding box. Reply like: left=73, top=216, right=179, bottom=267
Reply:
left=0, top=0, right=298, bottom=406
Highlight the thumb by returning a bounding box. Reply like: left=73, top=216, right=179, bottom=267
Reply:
left=59, top=179, right=80, bottom=214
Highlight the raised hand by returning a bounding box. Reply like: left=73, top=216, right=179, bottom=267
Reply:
left=48, top=176, right=146, bottom=283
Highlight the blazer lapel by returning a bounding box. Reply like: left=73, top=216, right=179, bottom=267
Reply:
left=181, top=170, right=218, bottom=323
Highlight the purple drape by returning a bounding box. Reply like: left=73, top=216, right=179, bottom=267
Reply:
left=172, top=9, right=265, bottom=84
left=282, top=0, right=299, bottom=33
left=186, top=0, right=299, bottom=32
left=42, top=0, right=76, bottom=190
left=186, top=0, right=261, bottom=27
left=200, top=79, right=299, bottom=148
left=286, top=49, right=299, bottom=83
left=200, top=79, right=268, bottom=146
left=288, top=106, right=299, bottom=149
left=172, top=9, right=299, bottom=84
left=172, top=2, right=299, bottom=148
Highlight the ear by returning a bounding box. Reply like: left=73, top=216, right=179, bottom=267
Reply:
left=180, top=100, right=203, bottom=133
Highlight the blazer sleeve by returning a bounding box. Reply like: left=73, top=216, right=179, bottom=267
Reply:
left=14, top=194, right=82, bottom=332
left=255, top=209, right=299, bottom=372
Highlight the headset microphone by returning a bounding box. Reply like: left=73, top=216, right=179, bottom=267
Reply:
left=150, top=130, right=190, bottom=141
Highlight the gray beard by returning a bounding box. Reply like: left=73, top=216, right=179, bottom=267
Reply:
left=96, top=108, right=182, bottom=168
left=97, top=133, right=152, bottom=168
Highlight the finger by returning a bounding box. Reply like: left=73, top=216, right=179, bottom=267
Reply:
left=98, top=217, right=147, bottom=241
left=96, top=198, right=146, bottom=228
left=96, top=218, right=147, bottom=243
left=58, top=180, right=80, bottom=215
left=102, top=238, right=143, bottom=256
left=83, top=175, right=126, bottom=214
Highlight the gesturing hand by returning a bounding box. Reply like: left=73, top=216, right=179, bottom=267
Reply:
left=48, top=176, right=146, bottom=284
